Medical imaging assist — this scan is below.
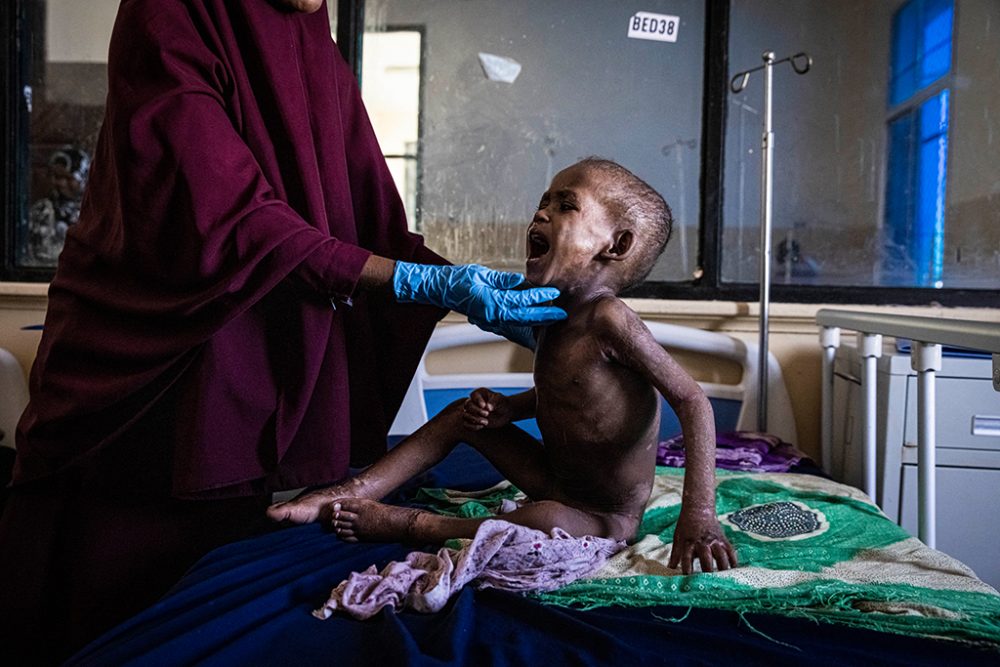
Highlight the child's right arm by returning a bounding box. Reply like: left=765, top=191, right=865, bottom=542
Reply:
left=462, top=387, right=536, bottom=430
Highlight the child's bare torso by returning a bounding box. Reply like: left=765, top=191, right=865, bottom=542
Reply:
left=532, top=298, right=659, bottom=519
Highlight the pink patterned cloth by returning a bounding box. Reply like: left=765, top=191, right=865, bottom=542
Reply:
left=314, top=519, right=624, bottom=620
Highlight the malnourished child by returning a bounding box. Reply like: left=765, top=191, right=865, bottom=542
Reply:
left=269, top=157, right=737, bottom=574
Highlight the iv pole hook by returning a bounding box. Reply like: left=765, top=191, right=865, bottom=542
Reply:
left=730, top=52, right=812, bottom=93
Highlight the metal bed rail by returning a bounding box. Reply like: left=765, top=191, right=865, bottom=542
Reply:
left=817, top=309, right=1000, bottom=548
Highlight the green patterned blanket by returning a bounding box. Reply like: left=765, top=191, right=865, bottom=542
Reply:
left=419, top=469, right=1000, bottom=647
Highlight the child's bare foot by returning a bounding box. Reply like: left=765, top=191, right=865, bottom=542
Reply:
left=266, top=477, right=376, bottom=524
left=329, top=498, right=425, bottom=543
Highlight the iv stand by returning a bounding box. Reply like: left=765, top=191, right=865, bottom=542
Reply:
left=730, top=51, right=811, bottom=433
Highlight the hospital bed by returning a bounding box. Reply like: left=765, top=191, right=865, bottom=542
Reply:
left=66, top=318, right=1000, bottom=665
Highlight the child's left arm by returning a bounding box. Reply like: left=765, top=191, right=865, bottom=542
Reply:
left=599, top=302, right=737, bottom=574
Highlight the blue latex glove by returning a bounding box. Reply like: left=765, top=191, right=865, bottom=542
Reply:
left=467, top=315, right=537, bottom=350
left=393, top=262, right=566, bottom=328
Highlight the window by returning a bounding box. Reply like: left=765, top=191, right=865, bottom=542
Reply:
left=720, top=0, right=996, bottom=300
left=355, top=0, right=706, bottom=280
left=4, top=1, right=999, bottom=305
left=2, top=0, right=111, bottom=280
left=884, top=88, right=950, bottom=288
left=884, top=0, right=953, bottom=288
left=360, top=30, right=423, bottom=230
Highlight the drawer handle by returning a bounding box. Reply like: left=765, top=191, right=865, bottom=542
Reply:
left=971, top=415, right=1000, bottom=437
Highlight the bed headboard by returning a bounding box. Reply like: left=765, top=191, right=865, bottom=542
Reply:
left=390, top=322, right=798, bottom=445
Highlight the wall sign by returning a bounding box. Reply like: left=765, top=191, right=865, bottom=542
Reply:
left=627, top=11, right=679, bottom=43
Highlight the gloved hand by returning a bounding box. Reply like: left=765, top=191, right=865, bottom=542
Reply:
left=467, top=315, right=537, bottom=350
left=392, top=262, right=566, bottom=329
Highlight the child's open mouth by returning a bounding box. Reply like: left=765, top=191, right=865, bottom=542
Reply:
left=527, top=231, right=550, bottom=260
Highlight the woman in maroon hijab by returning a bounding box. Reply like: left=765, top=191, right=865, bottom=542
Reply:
left=0, top=1, right=562, bottom=662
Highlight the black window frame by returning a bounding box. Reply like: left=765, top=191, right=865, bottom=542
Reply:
left=1, top=0, right=43, bottom=283
left=0, top=0, right=993, bottom=306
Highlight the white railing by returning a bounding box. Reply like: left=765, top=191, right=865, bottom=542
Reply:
left=391, top=322, right=798, bottom=446
left=817, top=309, right=1000, bottom=548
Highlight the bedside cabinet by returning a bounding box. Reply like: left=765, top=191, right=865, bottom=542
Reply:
left=830, top=342, right=1000, bottom=590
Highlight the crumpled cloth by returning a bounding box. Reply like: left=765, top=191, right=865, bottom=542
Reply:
left=314, top=519, right=624, bottom=620
left=657, top=431, right=810, bottom=473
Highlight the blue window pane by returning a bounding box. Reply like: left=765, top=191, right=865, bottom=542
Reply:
left=919, top=87, right=949, bottom=141
left=916, top=90, right=949, bottom=286
left=890, top=1, right=919, bottom=104
left=889, top=0, right=953, bottom=106
left=920, top=0, right=953, bottom=87
left=883, top=90, right=950, bottom=287
left=885, top=0, right=952, bottom=287
left=884, top=114, right=917, bottom=278
left=921, top=41, right=951, bottom=87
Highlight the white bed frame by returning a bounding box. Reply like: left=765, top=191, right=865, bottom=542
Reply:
left=390, top=321, right=798, bottom=445
left=817, top=309, right=1000, bottom=549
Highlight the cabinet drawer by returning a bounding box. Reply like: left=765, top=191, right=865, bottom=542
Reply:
left=899, top=464, right=1000, bottom=589
left=904, top=377, right=1000, bottom=451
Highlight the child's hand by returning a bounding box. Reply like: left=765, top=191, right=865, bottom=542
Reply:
left=462, top=388, right=512, bottom=430
left=668, top=507, right=738, bottom=574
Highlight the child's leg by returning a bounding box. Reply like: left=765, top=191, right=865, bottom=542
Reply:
left=331, top=498, right=631, bottom=543
left=457, top=412, right=555, bottom=502
left=267, top=403, right=472, bottom=524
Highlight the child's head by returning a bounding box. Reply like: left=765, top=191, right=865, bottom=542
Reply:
left=526, top=157, right=672, bottom=294
left=576, top=158, right=673, bottom=290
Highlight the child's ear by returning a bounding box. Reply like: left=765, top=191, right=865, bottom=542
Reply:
left=600, top=229, right=635, bottom=262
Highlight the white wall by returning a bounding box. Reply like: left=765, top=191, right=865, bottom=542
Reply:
left=45, top=0, right=118, bottom=63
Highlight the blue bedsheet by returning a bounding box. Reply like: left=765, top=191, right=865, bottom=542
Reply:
left=67, top=445, right=998, bottom=666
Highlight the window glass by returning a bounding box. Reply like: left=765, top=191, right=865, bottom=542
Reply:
left=9, top=1, right=998, bottom=299
left=17, top=0, right=114, bottom=269
left=360, top=0, right=705, bottom=280
left=884, top=0, right=953, bottom=288
left=13, top=0, right=345, bottom=273
left=890, top=2, right=919, bottom=105
left=361, top=30, right=422, bottom=228
left=884, top=89, right=950, bottom=286
left=724, top=0, right=998, bottom=291
left=919, top=0, right=953, bottom=89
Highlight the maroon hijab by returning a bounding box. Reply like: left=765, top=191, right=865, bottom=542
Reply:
left=15, top=0, right=444, bottom=497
